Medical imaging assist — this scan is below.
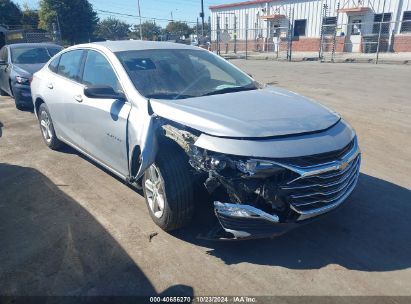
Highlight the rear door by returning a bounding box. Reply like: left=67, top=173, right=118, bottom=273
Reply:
left=73, top=49, right=131, bottom=177
left=46, top=49, right=86, bottom=145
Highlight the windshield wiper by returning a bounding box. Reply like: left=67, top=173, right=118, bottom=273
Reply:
left=145, top=93, right=195, bottom=100
left=202, top=86, right=258, bottom=97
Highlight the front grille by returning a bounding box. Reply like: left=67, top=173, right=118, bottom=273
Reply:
left=280, top=148, right=360, bottom=218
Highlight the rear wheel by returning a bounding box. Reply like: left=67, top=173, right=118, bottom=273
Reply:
left=0, top=88, right=7, bottom=96
left=142, top=145, right=195, bottom=231
left=38, top=103, right=63, bottom=150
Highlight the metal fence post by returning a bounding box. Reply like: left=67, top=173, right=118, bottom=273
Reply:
left=376, top=0, right=387, bottom=64
left=245, top=13, right=248, bottom=60
left=225, top=16, right=228, bottom=54
left=234, top=15, right=237, bottom=54
left=287, top=8, right=294, bottom=61
left=331, top=2, right=340, bottom=62
left=319, top=4, right=327, bottom=60
left=216, top=16, right=221, bottom=55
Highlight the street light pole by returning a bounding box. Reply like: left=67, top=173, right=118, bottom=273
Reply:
left=138, top=0, right=142, bottom=40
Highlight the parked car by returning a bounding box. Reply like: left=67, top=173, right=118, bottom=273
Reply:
left=31, top=41, right=361, bottom=240
left=0, top=43, right=63, bottom=109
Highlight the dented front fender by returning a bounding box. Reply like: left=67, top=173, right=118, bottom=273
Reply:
left=127, top=101, right=159, bottom=181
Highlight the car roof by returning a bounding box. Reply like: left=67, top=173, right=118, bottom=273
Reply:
left=7, top=43, right=63, bottom=49
left=81, top=40, right=201, bottom=53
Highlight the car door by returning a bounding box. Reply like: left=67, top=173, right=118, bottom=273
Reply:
left=46, top=49, right=86, bottom=145
left=74, top=49, right=131, bottom=177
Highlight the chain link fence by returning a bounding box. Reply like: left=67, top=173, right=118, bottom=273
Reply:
left=320, top=20, right=411, bottom=63
left=211, top=18, right=411, bottom=64
left=1, top=23, right=61, bottom=48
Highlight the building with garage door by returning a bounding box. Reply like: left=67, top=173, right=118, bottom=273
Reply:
left=209, top=0, right=411, bottom=53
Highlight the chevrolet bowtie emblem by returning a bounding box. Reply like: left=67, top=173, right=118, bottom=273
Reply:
left=339, top=160, right=349, bottom=171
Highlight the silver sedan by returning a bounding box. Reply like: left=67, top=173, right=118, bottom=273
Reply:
left=31, top=41, right=360, bottom=240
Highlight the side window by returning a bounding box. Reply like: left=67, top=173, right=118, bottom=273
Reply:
left=82, top=50, right=120, bottom=91
left=57, top=50, right=84, bottom=82
left=48, top=55, right=60, bottom=73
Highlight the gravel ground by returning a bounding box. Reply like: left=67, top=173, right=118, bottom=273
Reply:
left=0, top=60, right=410, bottom=297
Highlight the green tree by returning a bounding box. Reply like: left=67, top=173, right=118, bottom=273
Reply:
left=130, top=21, right=162, bottom=41
left=191, top=22, right=210, bottom=36
left=95, top=17, right=130, bottom=40
left=0, top=0, right=22, bottom=27
left=39, top=0, right=98, bottom=45
left=165, top=21, right=192, bottom=38
left=21, top=3, right=39, bottom=29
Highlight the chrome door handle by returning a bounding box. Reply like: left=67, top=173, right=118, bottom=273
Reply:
left=74, top=95, right=83, bottom=103
left=47, top=83, right=53, bottom=89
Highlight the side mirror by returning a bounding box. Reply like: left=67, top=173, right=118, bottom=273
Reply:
left=0, top=60, right=7, bottom=66
left=84, top=85, right=125, bottom=100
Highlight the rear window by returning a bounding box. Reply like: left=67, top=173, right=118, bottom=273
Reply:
left=11, top=46, right=63, bottom=64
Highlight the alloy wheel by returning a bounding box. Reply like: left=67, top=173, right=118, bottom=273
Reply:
left=40, top=110, right=53, bottom=143
left=145, top=164, right=165, bottom=218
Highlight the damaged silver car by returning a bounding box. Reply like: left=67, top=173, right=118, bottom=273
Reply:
left=31, top=41, right=360, bottom=240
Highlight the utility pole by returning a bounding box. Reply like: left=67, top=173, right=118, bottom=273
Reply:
left=200, top=0, right=205, bottom=37
left=138, top=0, right=142, bottom=40
left=196, top=17, right=199, bottom=36
left=56, top=14, right=62, bottom=44
left=171, top=11, right=174, bottom=21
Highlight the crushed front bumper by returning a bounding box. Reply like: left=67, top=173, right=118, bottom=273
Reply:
left=213, top=202, right=297, bottom=240
left=210, top=139, right=361, bottom=240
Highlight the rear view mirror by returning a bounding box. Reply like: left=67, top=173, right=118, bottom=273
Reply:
left=84, top=85, right=125, bottom=100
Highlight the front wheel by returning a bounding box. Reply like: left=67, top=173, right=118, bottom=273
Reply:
left=38, top=103, right=63, bottom=150
left=142, top=146, right=195, bottom=231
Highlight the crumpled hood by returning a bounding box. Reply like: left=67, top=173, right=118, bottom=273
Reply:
left=13, top=63, right=44, bottom=76
left=150, top=86, right=340, bottom=138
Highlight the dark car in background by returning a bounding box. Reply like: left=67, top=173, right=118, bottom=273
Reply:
left=0, top=43, right=63, bottom=109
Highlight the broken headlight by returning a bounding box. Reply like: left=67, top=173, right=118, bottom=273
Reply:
left=210, top=157, right=227, bottom=171
left=190, top=146, right=286, bottom=177
left=236, top=159, right=284, bottom=176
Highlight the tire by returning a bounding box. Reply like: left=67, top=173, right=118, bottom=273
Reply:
left=142, top=145, right=195, bottom=231
left=38, top=103, right=63, bottom=150
left=0, top=88, right=7, bottom=96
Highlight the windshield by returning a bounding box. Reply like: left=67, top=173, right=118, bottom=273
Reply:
left=11, top=46, right=62, bottom=64
left=116, top=49, right=258, bottom=99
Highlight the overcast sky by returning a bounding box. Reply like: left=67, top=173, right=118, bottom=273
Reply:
left=13, top=0, right=239, bottom=26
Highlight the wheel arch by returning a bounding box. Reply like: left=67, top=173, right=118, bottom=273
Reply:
left=34, top=97, right=45, bottom=117
left=129, top=133, right=186, bottom=181
left=8, top=78, right=14, bottom=97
